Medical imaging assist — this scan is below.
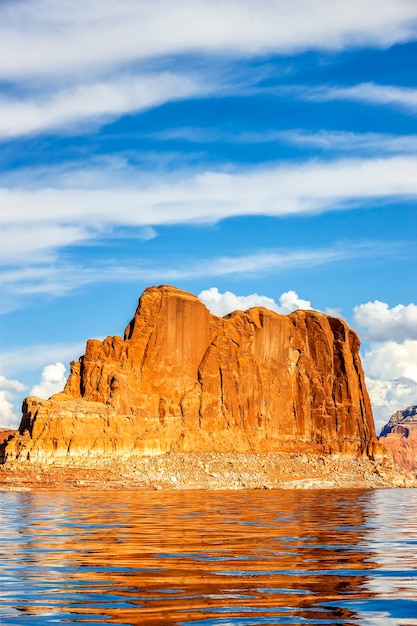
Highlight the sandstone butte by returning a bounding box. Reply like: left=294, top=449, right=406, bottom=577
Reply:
left=2, top=284, right=388, bottom=471
left=379, top=406, right=417, bottom=471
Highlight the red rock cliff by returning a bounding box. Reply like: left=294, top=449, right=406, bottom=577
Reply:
left=379, top=406, right=417, bottom=470
left=3, top=285, right=383, bottom=462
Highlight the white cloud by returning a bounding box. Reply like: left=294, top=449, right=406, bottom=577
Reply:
left=0, top=375, right=27, bottom=429
left=0, top=2, right=415, bottom=139
left=0, top=72, right=205, bottom=139
left=198, top=287, right=278, bottom=316
left=1, top=156, right=416, bottom=268
left=0, top=361, right=70, bottom=428
left=362, top=339, right=417, bottom=383
left=359, top=326, right=417, bottom=433
left=1, top=1, right=416, bottom=82
left=275, top=130, right=417, bottom=154
left=152, top=128, right=417, bottom=155
left=0, top=242, right=397, bottom=313
left=30, top=362, right=67, bottom=399
left=353, top=299, right=417, bottom=431
left=0, top=343, right=84, bottom=377
left=279, top=291, right=312, bottom=314
left=0, top=347, right=83, bottom=428
left=307, top=82, right=417, bottom=113
left=354, top=301, right=417, bottom=342
left=199, top=287, right=313, bottom=317
left=366, top=377, right=417, bottom=434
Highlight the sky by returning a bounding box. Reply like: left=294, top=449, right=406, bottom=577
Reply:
left=0, top=0, right=416, bottom=435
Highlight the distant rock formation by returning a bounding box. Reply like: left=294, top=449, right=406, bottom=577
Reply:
left=2, top=285, right=384, bottom=464
left=0, top=429, right=16, bottom=447
left=379, top=406, right=417, bottom=471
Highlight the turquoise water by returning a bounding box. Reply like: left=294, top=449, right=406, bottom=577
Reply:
left=1, top=488, right=417, bottom=625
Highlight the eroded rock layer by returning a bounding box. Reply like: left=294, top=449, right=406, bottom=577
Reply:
left=3, top=285, right=383, bottom=463
left=379, top=406, right=417, bottom=470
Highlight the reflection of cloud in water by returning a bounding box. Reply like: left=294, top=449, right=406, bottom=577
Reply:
left=1, top=489, right=417, bottom=625
left=355, top=489, right=417, bottom=624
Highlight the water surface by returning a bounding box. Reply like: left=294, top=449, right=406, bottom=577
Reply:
left=1, top=488, right=417, bottom=625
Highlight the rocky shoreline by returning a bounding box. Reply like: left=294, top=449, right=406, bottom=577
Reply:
left=1, top=451, right=416, bottom=492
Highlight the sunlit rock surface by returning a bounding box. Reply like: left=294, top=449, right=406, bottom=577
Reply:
left=379, top=406, right=417, bottom=470
left=3, top=285, right=384, bottom=463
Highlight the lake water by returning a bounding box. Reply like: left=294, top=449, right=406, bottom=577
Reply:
left=1, top=489, right=417, bottom=625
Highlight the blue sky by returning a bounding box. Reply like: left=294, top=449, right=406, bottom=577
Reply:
left=1, top=0, right=416, bottom=433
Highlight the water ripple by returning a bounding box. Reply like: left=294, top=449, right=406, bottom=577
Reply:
left=1, top=489, right=417, bottom=625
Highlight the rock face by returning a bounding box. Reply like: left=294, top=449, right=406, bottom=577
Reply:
left=2, top=285, right=383, bottom=463
left=379, top=406, right=417, bottom=470
left=0, top=429, right=16, bottom=446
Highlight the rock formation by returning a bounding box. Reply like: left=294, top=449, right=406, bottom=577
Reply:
left=2, top=285, right=384, bottom=464
left=379, top=406, right=417, bottom=470
left=0, top=429, right=15, bottom=446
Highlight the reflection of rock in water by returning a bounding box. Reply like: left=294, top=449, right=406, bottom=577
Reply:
left=4, top=489, right=387, bottom=625
left=4, top=285, right=383, bottom=464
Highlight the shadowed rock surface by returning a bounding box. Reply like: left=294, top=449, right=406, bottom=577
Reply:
left=379, top=406, right=417, bottom=471
left=2, top=285, right=384, bottom=464
left=0, top=429, right=16, bottom=446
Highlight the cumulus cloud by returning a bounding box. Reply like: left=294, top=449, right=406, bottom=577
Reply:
left=198, top=287, right=312, bottom=317
left=279, top=291, right=312, bottom=314
left=362, top=339, right=417, bottom=383
left=0, top=346, right=82, bottom=427
left=199, top=288, right=279, bottom=316
left=353, top=300, right=417, bottom=342
left=355, top=302, right=417, bottom=432
left=0, top=375, right=27, bottom=428
left=30, top=362, right=67, bottom=399
left=0, top=362, right=69, bottom=427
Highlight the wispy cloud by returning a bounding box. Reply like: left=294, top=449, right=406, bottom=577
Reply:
left=0, top=72, right=206, bottom=139
left=1, top=155, right=416, bottom=267
left=0, top=1, right=416, bottom=139
left=276, top=130, right=417, bottom=153
left=0, top=343, right=86, bottom=377
left=304, top=82, right=417, bottom=113
left=1, top=1, right=416, bottom=81
left=149, top=127, right=417, bottom=155
left=190, top=242, right=396, bottom=277
left=0, top=241, right=403, bottom=313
